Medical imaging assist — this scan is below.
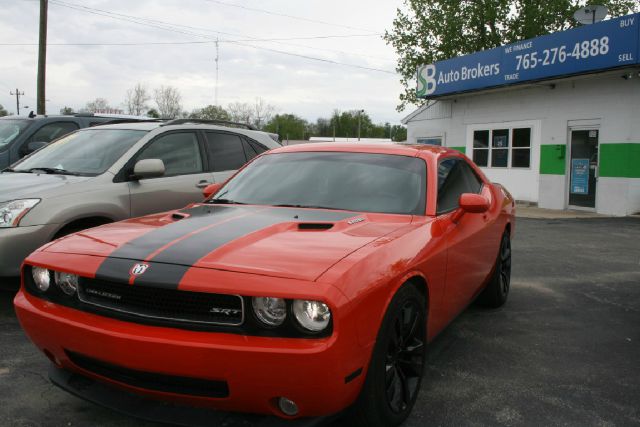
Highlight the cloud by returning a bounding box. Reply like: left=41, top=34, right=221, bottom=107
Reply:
left=0, top=0, right=407, bottom=123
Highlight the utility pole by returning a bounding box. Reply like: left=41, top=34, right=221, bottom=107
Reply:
left=357, top=109, right=364, bottom=141
left=10, top=89, right=25, bottom=115
left=214, top=37, right=219, bottom=106
left=37, top=0, right=48, bottom=115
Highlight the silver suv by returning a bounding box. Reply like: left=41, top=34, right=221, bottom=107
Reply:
left=0, top=120, right=281, bottom=277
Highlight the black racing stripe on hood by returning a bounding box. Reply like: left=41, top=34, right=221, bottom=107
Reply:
left=95, top=205, right=246, bottom=284
left=95, top=206, right=356, bottom=289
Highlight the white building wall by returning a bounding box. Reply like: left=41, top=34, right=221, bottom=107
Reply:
left=405, top=71, right=640, bottom=215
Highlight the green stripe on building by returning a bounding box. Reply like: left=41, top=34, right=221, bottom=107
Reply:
left=540, top=144, right=566, bottom=175
left=449, top=146, right=466, bottom=154
left=599, top=143, right=640, bottom=178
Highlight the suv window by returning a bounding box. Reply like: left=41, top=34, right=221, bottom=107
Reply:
left=137, top=132, right=203, bottom=176
left=29, top=122, right=79, bottom=143
left=247, top=141, right=268, bottom=160
left=205, top=132, right=248, bottom=172
left=437, top=158, right=483, bottom=214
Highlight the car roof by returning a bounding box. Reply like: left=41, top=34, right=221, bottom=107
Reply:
left=79, top=122, right=163, bottom=131
left=268, top=142, right=461, bottom=159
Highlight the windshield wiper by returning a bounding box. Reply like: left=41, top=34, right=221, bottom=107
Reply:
left=2, top=168, right=34, bottom=173
left=25, top=167, right=81, bottom=176
left=208, top=198, right=246, bottom=205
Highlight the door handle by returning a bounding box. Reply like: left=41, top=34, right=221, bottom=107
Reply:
left=196, top=180, right=212, bottom=188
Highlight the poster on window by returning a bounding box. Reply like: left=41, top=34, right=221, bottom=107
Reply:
left=571, top=159, right=589, bottom=195
left=493, top=135, right=508, bottom=148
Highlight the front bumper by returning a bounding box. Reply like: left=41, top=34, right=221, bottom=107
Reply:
left=14, top=289, right=369, bottom=418
left=48, top=364, right=336, bottom=426
left=0, top=224, right=58, bottom=277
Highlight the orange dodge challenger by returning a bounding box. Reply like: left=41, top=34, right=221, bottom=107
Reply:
left=14, top=143, right=515, bottom=426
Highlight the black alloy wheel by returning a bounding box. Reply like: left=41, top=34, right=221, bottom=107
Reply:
left=498, top=233, right=512, bottom=298
left=478, top=230, right=511, bottom=308
left=385, top=299, right=425, bottom=414
left=351, top=284, right=427, bottom=427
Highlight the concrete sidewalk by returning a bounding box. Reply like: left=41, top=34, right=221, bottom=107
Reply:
left=516, top=204, right=609, bottom=219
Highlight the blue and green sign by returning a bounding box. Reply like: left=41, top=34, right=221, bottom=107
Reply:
left=570, top=159, right=590, bottom=194
left=417, top=13, right=639, bottom=98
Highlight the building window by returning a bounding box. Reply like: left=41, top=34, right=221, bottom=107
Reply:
left=472, top=127, right=531, bottom=169
left=472, top=130, right=489, bottom=166
left=417, top=137, right=442, bottom=146
left=512, top=128, right=531, bottom=168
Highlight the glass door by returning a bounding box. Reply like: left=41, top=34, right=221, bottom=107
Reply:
left=568, top=129, right=598, bottom=209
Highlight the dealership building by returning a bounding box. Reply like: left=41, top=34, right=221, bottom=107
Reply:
left=403, top=13, right=640, bottom=216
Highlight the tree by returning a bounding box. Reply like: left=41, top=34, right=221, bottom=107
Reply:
left=146, top=108, right=160, bottom=118
left=154, top=86, right=182, bottom=119
left=252, top=97, right=277, bottom=130
left=227, top=102, right=254, bottom=126
left=265, top=114, right=309, bottom=141
left=190, top=105, right=230, bottom=121
left=84, top=97, right=110, bottom=113
left=125, top=83, right=151, bottom=116
left=0, top=104, right=8, bottom=117
left=59, top=106, right=74, bottom=115
left=385, top=0, right=639, bottom=111
left=227, top=98, right=277, bottom=129
left=390, top=125, right=407, bottom=142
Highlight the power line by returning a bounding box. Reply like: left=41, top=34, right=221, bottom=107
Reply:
left=0, top=33, right=384, bottom=45
left=44, top=0, right=396, bottom=73
left=200, top=0, right=377, bottom=33
left=46, top=0, right=390, bottom=61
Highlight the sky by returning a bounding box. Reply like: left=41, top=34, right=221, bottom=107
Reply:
left=0, top=0, right=410, bottom=124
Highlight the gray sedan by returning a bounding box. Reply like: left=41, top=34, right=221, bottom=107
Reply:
left=0, top=121, right=280, bottom=277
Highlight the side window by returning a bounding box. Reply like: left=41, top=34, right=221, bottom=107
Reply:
left=29, top=122, right=79, bottom=143
left=242, top=139, right=269, bottom=161
left=205, top=132, right=248, bottom=172
left=137, top=132, right=203, bottom=177
left=248, top=140, right=268, bottom=155
left=437, top=158, right=483, bottom=214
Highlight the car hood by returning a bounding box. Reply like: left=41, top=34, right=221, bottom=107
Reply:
left=0, top=171, right=91, bottom=202
left=42, top=204, right=414, bottom=282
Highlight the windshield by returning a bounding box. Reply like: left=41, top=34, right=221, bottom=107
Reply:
left=212, top=152, right=427, bottom=215
left=13, top=129, right=147, bottom=176
left=0, top=119, right=31, bottom=148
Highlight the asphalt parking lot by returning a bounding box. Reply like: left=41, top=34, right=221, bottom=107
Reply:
left=1, top=217, right=639, bottom=427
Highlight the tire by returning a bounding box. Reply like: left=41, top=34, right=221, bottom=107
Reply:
left=351, top=284, right=427, bottom=427
left=478, top=231, right=511, bottom=308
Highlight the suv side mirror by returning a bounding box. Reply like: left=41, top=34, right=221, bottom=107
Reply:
left=203, top=182, right=223, bottom=199
left=133, top=159, right=165, bottom=180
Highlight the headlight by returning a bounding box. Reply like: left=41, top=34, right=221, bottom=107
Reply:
left=292, top=300, right=331, bottom=332
left=32, top=267, right=51, bottom=292
left=252, top=296, right=286, bottom=327
left=54, top=271, right=78, bottom=296
left=0, top=199, right=40, bottom=228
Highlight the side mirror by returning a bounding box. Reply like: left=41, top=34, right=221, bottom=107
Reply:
left=24, top=141, right=48, bottom=155
left=203, top=182, right=223, bottom=199
left=451, top=193, right=490, bottom=223
left=459, top=193, right=490, bottom=213
left=133, top=159, right=165, bottom=180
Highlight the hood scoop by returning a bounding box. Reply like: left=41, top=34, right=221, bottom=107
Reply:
left=297, top=222, right=334, bottom=231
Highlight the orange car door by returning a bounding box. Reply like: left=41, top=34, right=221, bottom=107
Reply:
left=437, top=158, right=496, bottom=318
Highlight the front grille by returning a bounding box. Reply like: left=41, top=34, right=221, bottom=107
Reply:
left=77, top=278, right=244, bottom=326
left=66, top=350, right=229, bottom=398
